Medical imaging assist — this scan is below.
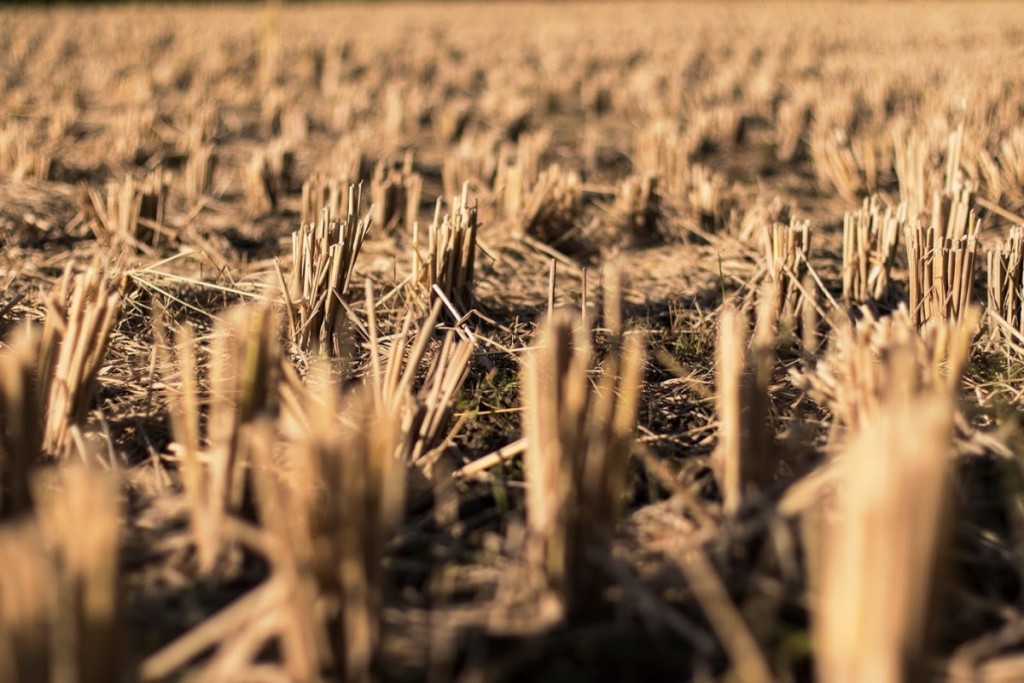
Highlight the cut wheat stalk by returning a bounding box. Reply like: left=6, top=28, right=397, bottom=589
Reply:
left=792, top=304, right=977, bottom=437
left=906, top=184, right=981, bottom=327
left=163, top=301, right=283, bottom=574
left=183, top=144, right=216, bottom=206
left=986, top=226, right=1024, bottom=346
left=713, top=288, right=777, bottom=516
left=371, top=152, right=422, bottom=233
left=0, top=121, right=53, bottom=181
left=248, top=374, right=405, bottom=682
left=498, top=161, right=583, bottom=247
left=367, top=290, right=475, bottom=470
left=0, top=518, right=53, bottom=682
left=35, top=465, right=122, bottom=683
left=634, top=120, right=697, bottom=198
left=763, top=218, right=811, bottom=338
left=84, top=169, right=171, bottom=250
left=300, top=173, right=353, bottom=226
left=610, top=174, right=663, bottom=242
left=281, top=184, right=372, bottom=356
left=442, top=135, right=500, bottom=202
left=42, top=263, right=120, bottom=458
left=842, top=195, right=906, bottom=303
left=0, top=327, right=44, bottom=517
left=977, top=128, right=1024, bottom=208
left=809, top=126, right=891, bottom=202
left=522, top=306, right=645, bottom=617
left=0, top=465, right=121, bottom=683
left=811, top=385, right=954, bottom=683
left=245, top=140, right=294, bottom=214
left=414, top=184, right=479, bottom=312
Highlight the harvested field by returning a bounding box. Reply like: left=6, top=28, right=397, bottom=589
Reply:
left=2, top=1, right=1024, bottom=680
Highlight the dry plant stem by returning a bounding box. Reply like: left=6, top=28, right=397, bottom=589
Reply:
left=713, top=295, right=776, bottom=516
left=986, top=226, right=1024, bottom=345
left=36, top=466, right=121, bottom=683
left=793, top=305, right=977, bottom=436
left=371, top=152, right=422, bottom=233
left=522, top=308, right=645, bottom=617
left=842, top=195, right=905, bottom=303
left=284, top=183, right=372, bottom=356
left=301, top=172, right=352, bottom=225
left=164, top=302, right=282, bottom=574
left=139, top=576, right=290, bottom=682
left=813, top=389, right=954, bottom=683
left=0, top=327, right=44, bottom=516
left=43, top=264, right=120, bottom=458
left=85, top=170, right=170, bottom=250
left=248, top=377, right=405, bottom=683
left=367, top=290, right=474, bottom=468
left=0, top=519, right=53, bottom=682
left=906, top=185, right=980, bottom=327
left=763, top=219, right=810, bottom=332
left=418, top=183, right=479, bottom=311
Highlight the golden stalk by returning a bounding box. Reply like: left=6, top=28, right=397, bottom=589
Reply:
left=713, top=289, right=777, bottom=515
left=42, top=264, right=120, bottom=458
left=0, top=327, right=44, bottom=516
left=183, top=144, right=216, bottom=205
left=248, top=375, right=405, bottom=682
left=367, top=295, right=475, bottom=469
left=85, top=170, right=170, bottom=249
left=764, top=218, right=811, bottom=334
left=986, top=226, right=1024, bottom=344
left=813, top=387, right=954, bottom=683
left=417, top=184, right=479, bottom=311
left=371, top=152, right=422, bottom=233
left=905, top=184, right=980, bottom=327
left=164, top=301, right=283, bottom=573
left=522, top=307, right=645, bottom=616
left=792, top=305, right=977, bottom=436
left=0, top=465, right=122, bottom=683
left=842, top=195, right=905, bottom=303
left=282, top=184, right=372, bottom=356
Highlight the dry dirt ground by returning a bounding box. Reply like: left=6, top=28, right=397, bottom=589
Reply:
left=3, top=2, right=1024, bottom=682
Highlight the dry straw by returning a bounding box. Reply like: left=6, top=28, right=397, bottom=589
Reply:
left=279, top=184, right=372, bottom=356
left=249, top=379, right=405, bottom=683
left=367, top=293, right=475, bottom=469
left=413, top=184, right=479, bottom=312
left=611, top=174, right=663, bottom=241
left=300, top=173, right=351, bottom=226
left=763, top=218, right=812, bottom=335
left=842, top=195, right=906, bottom=303
left=42, top=263, right=121, bottom=458
left=976, top=128, right=1024, bottom=208
left=442, top=135, right=500, bottom=202
left=163, top=301, right=283, bottom=573
left=0, top=121, right=52, bottom=181
left=792, top=304, right=976, bottom=436
left=809, top=126, right=891, bottom=201
left=522, top=292, right=645, bottom=616
left=0, top=327, right=44, bottom=516
left=0, top=465, right=122, bottom=683
left=713, top=288, right=777, bottom=515
left=986, top=226, right=1024, bottom=346
left=183, top=144, right=216, bottom=205
left=245, top=140, right=294, bottom=214
left=511, top=163, right=583, bottom=247
left=905, top=184, right=980, bottom=327
left=84, top=170, right=171, bottom=250
left=812, top=370, right=954, bottom=683
left=371, top=152, right=422, bottom=233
